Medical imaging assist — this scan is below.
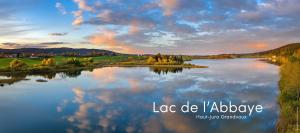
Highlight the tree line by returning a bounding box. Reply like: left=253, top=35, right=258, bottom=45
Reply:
left=147, top=53, right=184, bottom=65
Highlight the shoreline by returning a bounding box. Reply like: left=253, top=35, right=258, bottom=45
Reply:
left=103, top=64, right=208, bottom=68
left=0, top=63, right=207, bottom=76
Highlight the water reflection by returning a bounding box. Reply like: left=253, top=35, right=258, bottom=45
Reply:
left=149, top=67, right=183, bottom=75
left=0, top=59, right=280, bottom=133
left=0, top=69, right=86, bottom=86
left=0, top=66, right=184, bottom=87
left=61, top=70, right=83, bottom=78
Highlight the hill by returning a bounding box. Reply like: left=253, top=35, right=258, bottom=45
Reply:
left=0, top=48, right=119, bottom=57
left=238, top=43, right=300, bottom=58
left=190, top=43, right=300, bottom=59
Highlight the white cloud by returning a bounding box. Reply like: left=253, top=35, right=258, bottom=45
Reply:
left=55, top=2, right=67, bottom=15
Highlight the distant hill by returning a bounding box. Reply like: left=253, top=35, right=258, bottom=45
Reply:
left=238, top=43, right=300, bottom=57
left=0, top=48, right=119, bottom=57
left=191, top=43, right=300, bottom=59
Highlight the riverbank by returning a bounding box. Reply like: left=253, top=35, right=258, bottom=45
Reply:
left=103, top=63, right=207, bottom=68
left=0, top=55, right=207, bottom=75
left=0, top=63, right=207, bottom=75
left=0, top=56, right=206, bottom=86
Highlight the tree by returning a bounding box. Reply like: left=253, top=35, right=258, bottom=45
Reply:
left=41, top=58, right=56, bottom=66
left=84, top=57, right=93, bottom=63
left=66, top=58, right=82, bottom=66
left=82, top=57, right=94, bottom=65
left=157, top=58, right=162, bottom=64
left=146, top=54, right=184, bottom=65
left=155, top=53, right=161, bottom=59
left=293, top=49, right=300, bottom=59
left=147, top=56, right=156, bottom=64
left=9, top=59, right=27, bottom=70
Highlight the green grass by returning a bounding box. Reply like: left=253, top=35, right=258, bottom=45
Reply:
left=0, top=55, right=141, bottom=69
left=277, top=60, right=300, bottom=133
left=0, top=55, right=204, bottom=74
left=0, top=58, right=42, bottom=68
left=93, top=55, right=130, bottom=62
left=0, top=58, right=14, bottom=68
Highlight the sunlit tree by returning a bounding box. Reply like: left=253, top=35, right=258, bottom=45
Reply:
left=9, top=59, right=27, bottom=70
left=41, top=58, right=56, bottom=66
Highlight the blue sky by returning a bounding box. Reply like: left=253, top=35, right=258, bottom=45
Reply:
left=0, top=0, right=300, bottom=54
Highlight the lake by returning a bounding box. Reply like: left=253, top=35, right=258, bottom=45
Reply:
left=0, top=59, right=280, bottom=133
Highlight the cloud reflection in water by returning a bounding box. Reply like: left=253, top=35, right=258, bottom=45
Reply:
left=55, top=59, right=279, bottom=133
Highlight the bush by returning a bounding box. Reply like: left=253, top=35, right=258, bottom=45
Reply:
left=292, top=49, right=300, bottom=60
left=83, top=57, right=93, bottom=63
left=81, top=57, right=94, bottom=66
left=147, top=56, right=156, bottom=64
left=9, top=59, right=27, bottom=70
left=41, top=58, right=56, bottom=66
left=66, top=58, right=82, bottom=66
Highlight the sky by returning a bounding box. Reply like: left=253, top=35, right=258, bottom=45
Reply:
left=0, top=0, right=300, bottom=55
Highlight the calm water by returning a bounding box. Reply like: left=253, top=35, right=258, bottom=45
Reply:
left=0, top=59, right=280, bottom=133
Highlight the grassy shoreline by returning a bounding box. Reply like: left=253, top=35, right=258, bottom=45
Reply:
left=103, top=63, right=207, bottom=68
left=0, top=55, right=207, bottom=75
left=0, top=63, right=207, bottom=75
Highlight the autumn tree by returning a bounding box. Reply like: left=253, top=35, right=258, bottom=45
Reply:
left=41, top=58, right=56, bottom=66
left=9, top=59, right=27, bottom=70
left=146, top=53, right=184, bottom=65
